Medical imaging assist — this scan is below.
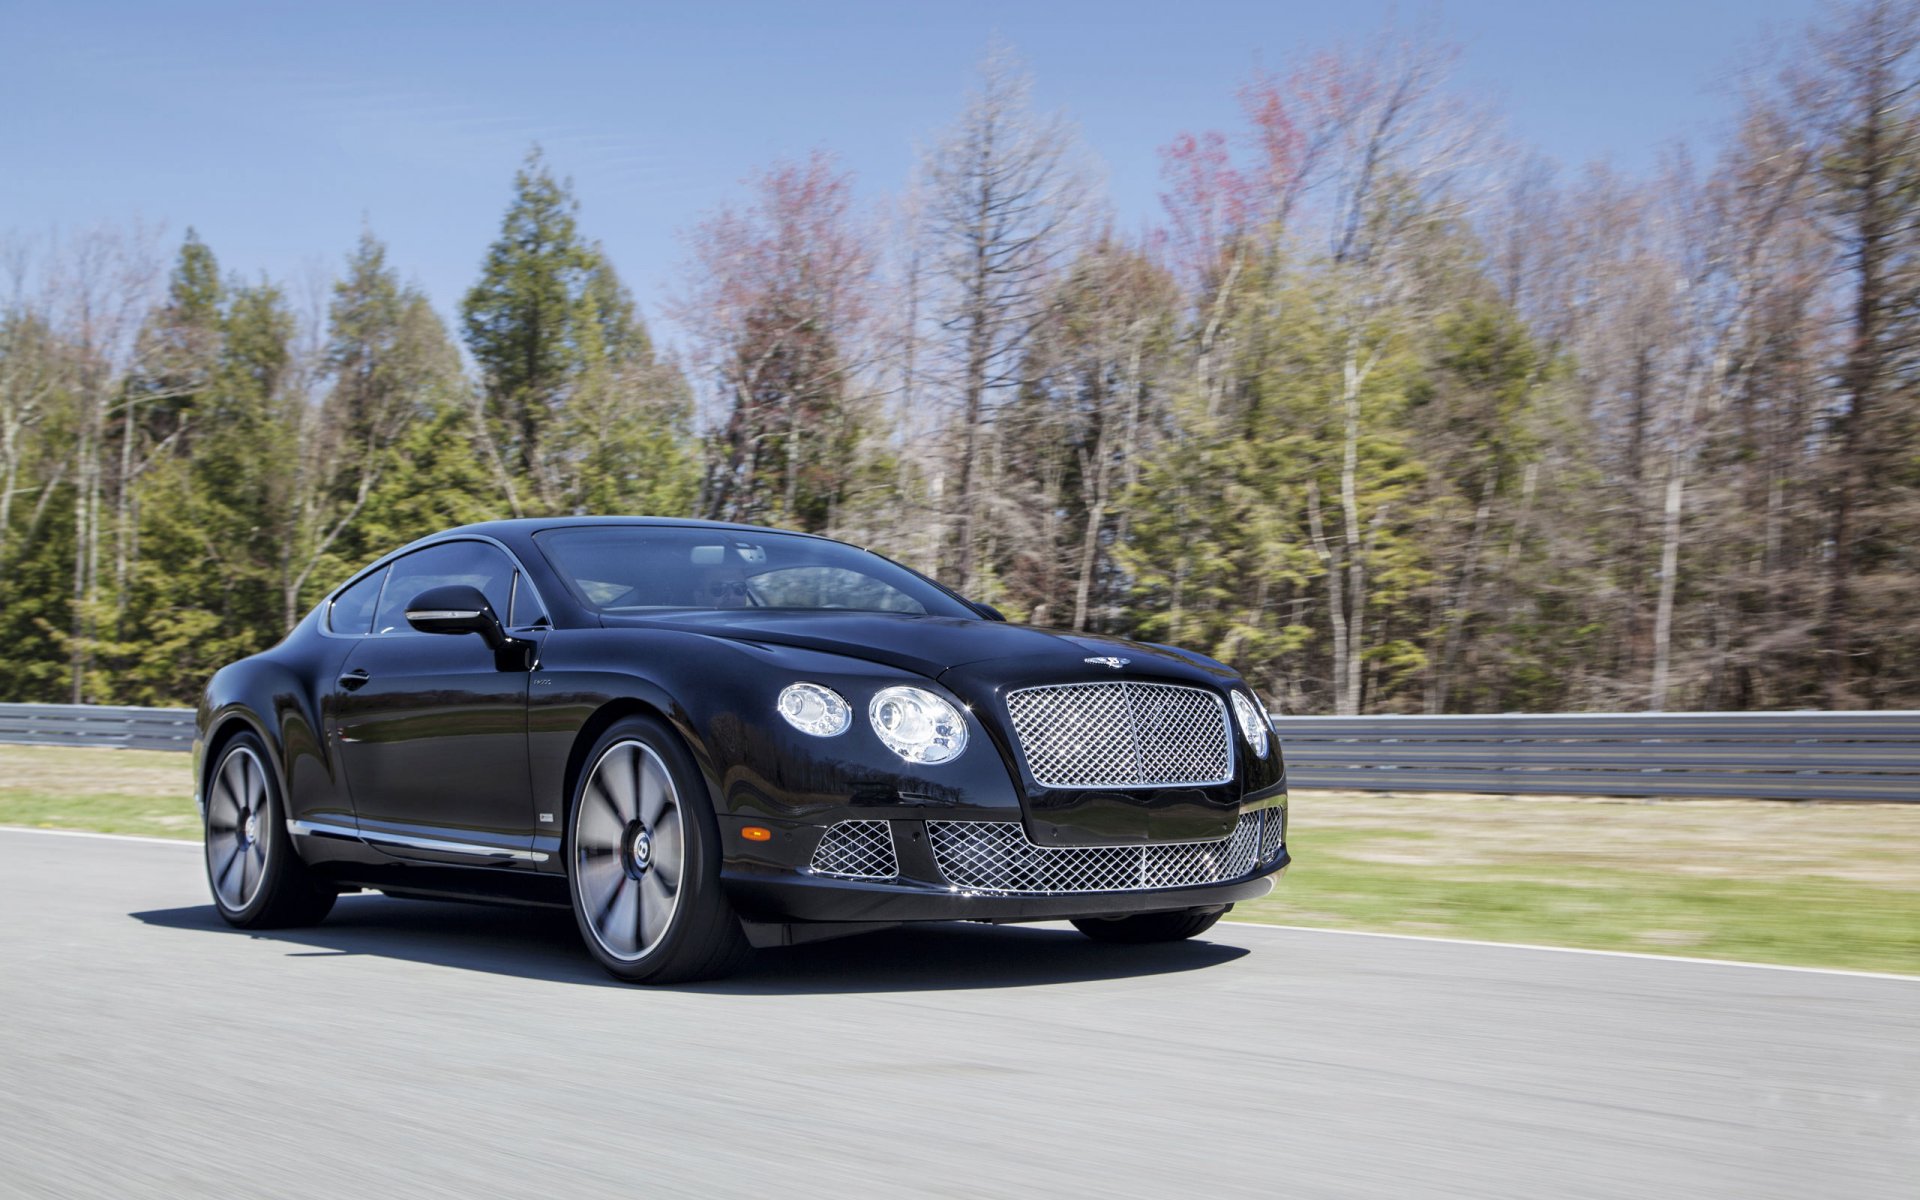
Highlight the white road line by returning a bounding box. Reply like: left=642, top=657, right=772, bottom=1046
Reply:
left=1222, top=919, right=1920, bottom=982
left=0, top=825, right=196, bottom=846
left=2, top=824, right=1911, bottom=982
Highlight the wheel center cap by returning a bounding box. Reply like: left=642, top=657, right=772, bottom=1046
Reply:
left=243, top=813, right=258, bottom=844
left=629, top=826, right=652, bottom=873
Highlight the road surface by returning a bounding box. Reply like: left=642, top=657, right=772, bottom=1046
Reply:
left=0, top=827, right=1915, bottom=1199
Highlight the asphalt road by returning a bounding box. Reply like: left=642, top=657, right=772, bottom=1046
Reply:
left=1, top=828, right=1915, bottom=1199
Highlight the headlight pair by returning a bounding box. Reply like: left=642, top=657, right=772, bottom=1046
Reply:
left=777, top=682, right=969, bottom=765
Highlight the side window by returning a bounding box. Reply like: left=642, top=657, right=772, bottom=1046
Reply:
left=328, top=568, right=387, bottom=636
left=373, top=541, right=516, bottom=637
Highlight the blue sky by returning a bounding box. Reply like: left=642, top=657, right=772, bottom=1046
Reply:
left=2, top=0, right=1821, bottom=344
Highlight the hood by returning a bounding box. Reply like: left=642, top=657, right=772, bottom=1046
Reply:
left=599, top=609, right=1237, bottom=685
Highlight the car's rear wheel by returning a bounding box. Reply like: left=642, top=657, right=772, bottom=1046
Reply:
left=1070, top=906, right=1228, bottom=944
left=204, top=732, right=336, bottom=928
left=567, top=716, right=750, bottom=984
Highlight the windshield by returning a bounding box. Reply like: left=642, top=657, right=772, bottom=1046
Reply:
left=533, top=526, right=977, bottom=618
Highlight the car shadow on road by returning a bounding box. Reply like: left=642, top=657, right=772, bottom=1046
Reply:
left=130, top=893, right=1249, bottom=994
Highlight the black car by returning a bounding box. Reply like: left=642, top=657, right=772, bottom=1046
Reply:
left=196, top=518, right=1289, bottom=983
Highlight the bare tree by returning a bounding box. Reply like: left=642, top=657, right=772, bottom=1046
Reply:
left=1803, top=0, right=1920, bottom=705
left=1289, top=33, right=1486, bottom=713
left=1007, top=236, right=1178, bottom=628
left=921, top=43, right=1089, bottom=593
left=0, top=240, right=66, bottom=567
left=48, top=225, right=163, bottom=702
left=674, top=151, right=878, bottom=531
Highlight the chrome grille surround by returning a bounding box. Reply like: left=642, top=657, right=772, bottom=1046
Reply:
left=927, top=812, right=1262, bottom=895
left=1259, top=807, right=1285, bottom=861
left=809, top=820, right=899, bottom=880
left=1004, top=682, right=1234, bottom=789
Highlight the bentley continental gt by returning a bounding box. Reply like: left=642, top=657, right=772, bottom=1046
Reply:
left=196, top=518, right=1289, bottom=983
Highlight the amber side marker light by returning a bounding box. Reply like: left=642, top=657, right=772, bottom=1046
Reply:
left=741, top=826, right=773, bottom=842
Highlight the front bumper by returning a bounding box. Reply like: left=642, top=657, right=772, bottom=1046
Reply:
left=725, top=857, right=1286, bottom=924
left=719, top=806, right=1289, bottom=925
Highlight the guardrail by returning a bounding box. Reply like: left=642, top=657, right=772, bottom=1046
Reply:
left=1273, top=711, right=1920, bottom=801
left=3, top=702, right=1917, bottom=801
left=0, top=703, right=196, bottom=752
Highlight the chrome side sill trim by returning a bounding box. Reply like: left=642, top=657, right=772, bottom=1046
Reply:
left=362, top=828, right=549, bottom=862
left=287, top=819, right=359, bottom=840
left=287, top=819, right=548, bottom=862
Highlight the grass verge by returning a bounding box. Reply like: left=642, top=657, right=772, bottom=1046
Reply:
left=3, top=743, right=1915, bottom=974
left=1238, top=793, right=1920, bottom=975
left=0, top=744, right=198, bottom=839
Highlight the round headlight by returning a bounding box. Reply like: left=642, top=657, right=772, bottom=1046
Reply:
left=868, top=686, right=968, bottom=764
left=1231, top=690, right=1271, bottom=758
left=777, top=682, right=852, bottom=737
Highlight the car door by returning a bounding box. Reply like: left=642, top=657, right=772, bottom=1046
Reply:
left=331, top=539, right=543, bottom=864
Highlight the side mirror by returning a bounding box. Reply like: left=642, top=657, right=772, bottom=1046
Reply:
left=971, top=601, right=1008, bottom=622
left=406, top=584, right=507, bottom=649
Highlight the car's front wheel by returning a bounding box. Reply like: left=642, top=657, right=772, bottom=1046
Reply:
left=204, top=732, right=336, bottom=928
left=567, top=716, right=750, bottom=984
left=1070, top=906, right=1229, bottom=944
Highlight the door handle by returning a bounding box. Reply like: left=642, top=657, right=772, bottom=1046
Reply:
left=337, top=670, right=371, bottom=691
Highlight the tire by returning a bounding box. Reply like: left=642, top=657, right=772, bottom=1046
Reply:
left=566, top=716, right=750, bottom=984
left=204, top=732, right=336, bottom=928
left=1070, top=906, right=1228, bottom=944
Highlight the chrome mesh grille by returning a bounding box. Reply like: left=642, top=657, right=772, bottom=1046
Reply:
left=1260, top=807, right=1285, bottom=860
left=927, top=813, right=1262, bottom=895
left=809, top=820, right=899, bottom=880
left=1004, top=682, right=1233, bottom=789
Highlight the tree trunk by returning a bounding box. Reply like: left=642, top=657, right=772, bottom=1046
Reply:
left=114, top=394, right=136, bottom=612
left=1824, top=17, right=1899, bottom=708
left=1305, top=480, right=1350, bottom=715
left=1428, top=465, right=1496, bottom=713
left=954, top=292, right=991, bottom=591
left=1648, top=465, right=1685, bottom=710
left=1337, top=338, right=1368, bottom=716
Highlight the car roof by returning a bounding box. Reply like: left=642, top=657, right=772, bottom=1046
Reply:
left=428, top=516, right=839, bottom=544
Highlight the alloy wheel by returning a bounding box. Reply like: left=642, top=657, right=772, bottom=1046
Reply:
left=573, top=739, right=686, bottom=962
left=206, top=745, right=271, bottom=912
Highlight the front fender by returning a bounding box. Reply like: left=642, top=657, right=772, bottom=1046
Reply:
left=529, top=630, right=1027, bottom=867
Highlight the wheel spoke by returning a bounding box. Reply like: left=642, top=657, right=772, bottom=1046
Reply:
left=213, top=841, right=242, bottom=900
left=599, top=876, right=638, bottom=955
left=235, top=751, right=251, bottom=812
left=638, top=871, right=673, bottom=948
left=638, top=755, right=669, bottom=827
left=650, top=808, right=683, bottom=889
left=577, top=849, right=623, bottom=916
left=220, top=753, right=246, bottom=811
left=210, top=761, right=244, bottom=830
left=246, top=756, right=267, bottom=813
left=598, top=745, right=637, bottom=822
left=577, top=790, right=622, bottom=851
left=207, top=782, right=240, bottom=831
left=247, top=839, right=267, bottom=901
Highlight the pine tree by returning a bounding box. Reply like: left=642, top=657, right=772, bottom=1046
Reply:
left=462, top=147, right=695, bottom=514
left=87, top=278, right=299, bottom=702
left=287, top=231, right=468, bottom=613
